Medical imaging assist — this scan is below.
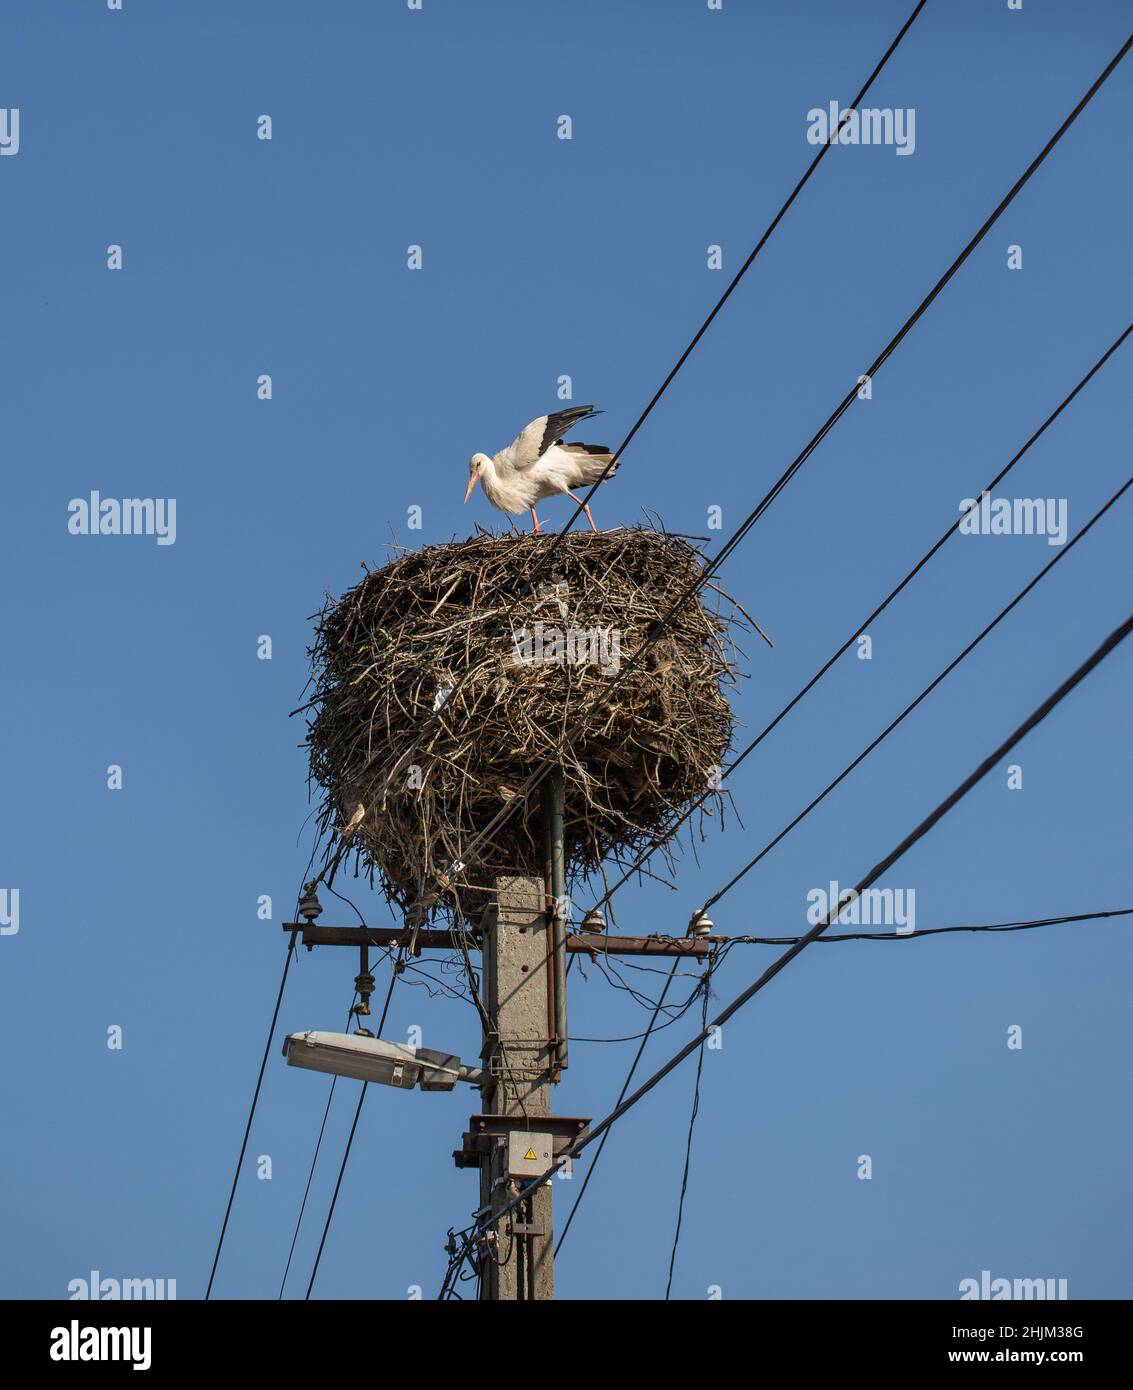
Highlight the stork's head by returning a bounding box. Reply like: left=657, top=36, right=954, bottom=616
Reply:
left=464, top=453, right=491, bottom=502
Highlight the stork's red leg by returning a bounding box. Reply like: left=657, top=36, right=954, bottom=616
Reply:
left=565, top=489, right=599, bottom=533
left=530, top=506, right=542, bottom=535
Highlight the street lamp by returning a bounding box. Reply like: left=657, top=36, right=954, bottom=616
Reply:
left=282, top=1030, right=483, bottom=1091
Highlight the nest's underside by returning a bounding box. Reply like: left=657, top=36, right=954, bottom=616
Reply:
left=304, top=527, right=745, bottom=921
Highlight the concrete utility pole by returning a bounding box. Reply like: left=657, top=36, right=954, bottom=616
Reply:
left=477, top=874, right=557, bottom=1299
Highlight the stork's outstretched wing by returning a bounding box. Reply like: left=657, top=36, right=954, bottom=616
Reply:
left=500, top=405, right=603, bottom=470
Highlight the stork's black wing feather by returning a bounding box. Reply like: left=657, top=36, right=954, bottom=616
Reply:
left=538, top=405, right=603, bottom=456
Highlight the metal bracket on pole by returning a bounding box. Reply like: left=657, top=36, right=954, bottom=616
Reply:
left=453, top=1114, right=590, bottom=1169
left=281, top=921, right=712, bottom=957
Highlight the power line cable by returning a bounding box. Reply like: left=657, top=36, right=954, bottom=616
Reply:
left=278, top=994, right=357, bottom=1299
left=720, top=906, right=1133, bottom=944
left=438, top=1226, right=479, bottom=1301
left=304, top=961, right=400, bottom=1299
left=205, top=930, right=298, bottom=1300
left=555, top=959, right=682, bottom=1254
left=665, top=968, right=712, bottom=1300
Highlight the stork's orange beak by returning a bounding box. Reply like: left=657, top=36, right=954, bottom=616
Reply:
left=463, top=473, right=478, bottom=503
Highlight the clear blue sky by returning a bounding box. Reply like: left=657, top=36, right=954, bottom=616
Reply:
left=1, top=0, right=1130, bottom=1301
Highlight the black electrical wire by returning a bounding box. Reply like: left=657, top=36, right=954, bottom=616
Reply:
left=278, top=994, right=358, bottom=1299
left=567, top=1000, right=708, bottom=1045
left=321, top=881, right=368, bottom=926
left=205, top=930, right=298, bottom=1300
left=590, top=953, right=689, bottom=1016
left=438, top=1226, right=479, bottom=1301
left=556, top=959, right=682, bottom=1255
left=280, top=1081, right=339, bottom=1299
left=665, top=969, right=712, bottom=1300
left=570, top=957, right=714, bottom=1041
left=725, top=906, right=1133, bottom=944
left=304, top=962, right=400, bottom=1299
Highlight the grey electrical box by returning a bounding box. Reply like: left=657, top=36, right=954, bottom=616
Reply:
left=507, top=1131, right=554, bottom=1180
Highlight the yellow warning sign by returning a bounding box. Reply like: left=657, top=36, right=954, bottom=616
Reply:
left=524, top=1148, right=537, bottom=1162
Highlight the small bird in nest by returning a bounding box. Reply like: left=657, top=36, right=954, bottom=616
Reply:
left=464, top=406, right=617, bottom=534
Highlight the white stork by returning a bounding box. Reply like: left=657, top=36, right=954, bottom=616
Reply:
left=464, top=405, right=617, bottom=533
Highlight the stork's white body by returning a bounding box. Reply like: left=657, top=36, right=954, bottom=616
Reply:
left=465, top=405, right=617, bottom=533
left=480, top=443, right=610, bottom=514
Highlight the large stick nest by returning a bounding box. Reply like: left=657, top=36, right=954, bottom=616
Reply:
left=303, top=527, right=748, bottom=921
